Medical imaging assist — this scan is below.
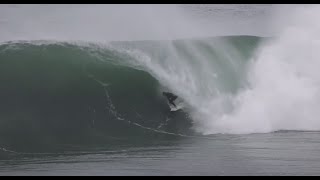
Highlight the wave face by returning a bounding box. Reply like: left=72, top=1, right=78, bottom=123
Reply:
left=0, top=36, right=260, bottom=152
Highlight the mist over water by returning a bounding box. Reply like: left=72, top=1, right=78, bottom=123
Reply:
left=0, top=4, right=271, bottom=42
left=0, top=4, right=204, bottom=42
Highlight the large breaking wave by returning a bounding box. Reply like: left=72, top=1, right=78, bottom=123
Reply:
left=0, top=36, right=260, bottom=153
left=2, top=5, right=320, bottom=154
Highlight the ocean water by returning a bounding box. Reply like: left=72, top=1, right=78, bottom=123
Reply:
left=1, top=4, right=320, bottom=176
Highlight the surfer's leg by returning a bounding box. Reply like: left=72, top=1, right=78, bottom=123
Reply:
left=170, top=101, right=177, bottom=108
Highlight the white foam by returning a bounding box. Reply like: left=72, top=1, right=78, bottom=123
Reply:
left=199, top=5, right=320, bottom=134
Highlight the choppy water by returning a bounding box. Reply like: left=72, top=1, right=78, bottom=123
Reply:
left=1, top=132, right=320, bottom=175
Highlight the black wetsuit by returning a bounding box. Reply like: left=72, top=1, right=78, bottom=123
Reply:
left=163, top=92, right=178, bottom=108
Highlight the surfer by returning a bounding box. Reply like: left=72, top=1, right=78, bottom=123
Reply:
left=162, top=92, right=178, bottom=108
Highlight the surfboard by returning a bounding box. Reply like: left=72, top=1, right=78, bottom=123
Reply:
left=168, top=101, right=184, bottom=112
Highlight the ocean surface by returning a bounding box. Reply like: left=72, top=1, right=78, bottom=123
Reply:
left=1, top=4, right=320, bottom=176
